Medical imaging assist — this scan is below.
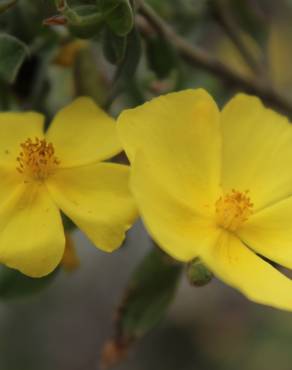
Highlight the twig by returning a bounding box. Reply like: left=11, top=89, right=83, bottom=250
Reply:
left=138, top=1, right=292, bottom=117
left=211, top=0, right=261, bottom=75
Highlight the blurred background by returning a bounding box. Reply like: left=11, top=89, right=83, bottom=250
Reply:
left=2, top=226, right=292, bottom=370
left=1, top=0, right=292, bottom=369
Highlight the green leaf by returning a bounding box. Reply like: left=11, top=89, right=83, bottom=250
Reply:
left=97, top=0, right=122, bottom=13
left=102, top=27, right=127, bottom=65
left=0, top=34, right=28, bottom=83
left=146, top=35, right=178, bottom=79
left=101, top=247, right=182, bottom=368
left=0, top=265, right=59, bottom=299
left=106, top=0, right=134, bottom=36
left=0, top=0, right=17, bottom=14
left=117, top=247, right=182, bottom=339
left=117, top=27, right=142, bottom=79
left=65, top=5, right=104, bottom=39
left=101, top=246, right=183, bottom=368
left=102, top=28, right=142, bottom=109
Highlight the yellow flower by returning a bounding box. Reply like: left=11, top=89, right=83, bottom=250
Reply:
left=0, top=97, right=137, bottom=277
left=118, top=89, right=292, bottom=311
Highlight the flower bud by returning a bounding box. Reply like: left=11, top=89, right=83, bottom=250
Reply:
left=186, top=258, right=213, bottom=287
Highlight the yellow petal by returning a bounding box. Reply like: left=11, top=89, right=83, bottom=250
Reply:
left=0, top=166, right=23, bottom=204
left=118, top=89, right=221, bottom=212
left=47, top=163, right=138, bottom=252
left=221, top=94, right=292, bottom=210
left=0, top=112, right=44, bottom=166
left=130, top=154, right=217, bottom=261
left=202, top=231, right=292, bottom=311
left=46, top=97, right=122, bottom=167
left=238, top=196, right=292, bottom=269
left=0, top=183, right=65, bottom=277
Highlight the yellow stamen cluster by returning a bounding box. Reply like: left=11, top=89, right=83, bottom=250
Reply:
left=215, top=189, right=253, bottom=232
left=17, top=138, right=60, bottom=180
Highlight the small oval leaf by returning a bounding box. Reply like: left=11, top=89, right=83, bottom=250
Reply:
left=106, top=0, right=134, bottom=37
left=102, top=28, right=127, bottom=65
left=65, top=5, right=104, bottom=39
left=101, top=247, right=182, bottom=368
left=0, top=34, right=28, bottom=84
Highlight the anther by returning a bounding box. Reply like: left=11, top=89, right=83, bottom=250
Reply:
left=16, top=137, right=60, bottom=180
left=215, top=189, right=253, bottom=232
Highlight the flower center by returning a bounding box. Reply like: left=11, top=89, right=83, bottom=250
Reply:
left=215, top=189, right=253, bottom=232
left=16, top=137, right=60, bottom=180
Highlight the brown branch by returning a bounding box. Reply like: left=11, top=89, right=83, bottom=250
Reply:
left=137, top=1, right=292, bottom=117
left=211, top=0, right=261, bottom=75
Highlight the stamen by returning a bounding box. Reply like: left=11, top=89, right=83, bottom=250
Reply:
left=215, top=189, right=253, bottom=232
left=16, top=137, right=60, bottom=180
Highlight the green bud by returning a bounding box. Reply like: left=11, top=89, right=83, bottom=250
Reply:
left=186, top=258, right=213, bottom=287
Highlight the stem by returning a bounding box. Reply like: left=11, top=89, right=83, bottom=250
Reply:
left=138, top=1, right=292, bottom=117
left=212, top=0, right=261, bottom=75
